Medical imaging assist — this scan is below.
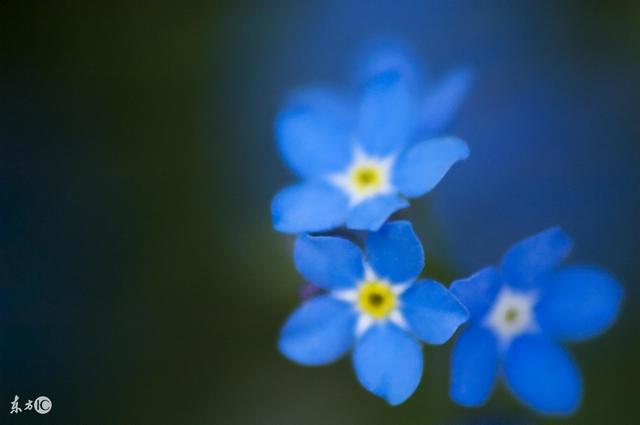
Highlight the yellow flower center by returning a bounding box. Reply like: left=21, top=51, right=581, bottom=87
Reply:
left=358, top=281, right=396, bottom=319
left=505, top=307, right=519, bottom=323
left=351, top=165, right=383, bottom=194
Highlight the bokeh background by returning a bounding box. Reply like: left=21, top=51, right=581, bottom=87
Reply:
left=1, top=1, right=639, bottom=424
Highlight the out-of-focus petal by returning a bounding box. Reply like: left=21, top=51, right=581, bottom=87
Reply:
left=276, top=87, right=353, bottom=178
left=271, top=182, right=349, bottom=233
left=353, top=38, right=422, bottom=88
left=536, top=266, right=623, bottom=341
left=356, top=71, right=417, bottom=157
left=500, top=227, right=572, bottom=290
left=392, top=137, right=469, bottom=197
left=450, top=267, right=503, bottom=321
left=420, top=68, right=473, bottom=136
left=345, top=194, right=409, bottom=231
left=450, top=326, right=499, bottom=406
left=504, top=334, right=582, bottom=415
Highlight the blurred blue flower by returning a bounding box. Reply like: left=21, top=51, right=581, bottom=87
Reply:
left=279, top=221, right=468, bottom=405
left=271, top=45, right=471, bottom=233
left=449, top=227, right=623, bottom=415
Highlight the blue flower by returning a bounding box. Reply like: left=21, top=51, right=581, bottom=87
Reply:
left=449, top=227, right=623, bottom=415
left=271, top=46, right=471, bottom=233
left=278, top=221, right=468, bottom=405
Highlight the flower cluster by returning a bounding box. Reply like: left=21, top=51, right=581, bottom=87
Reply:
left=271, top=43, right=622, bottom=414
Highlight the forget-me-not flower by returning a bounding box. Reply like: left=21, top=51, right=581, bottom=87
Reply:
left=278, top=221, right=468, bottom=405
left=271, top=46, right=471, bottom=233
left=449, top=227, right=622, bottom=415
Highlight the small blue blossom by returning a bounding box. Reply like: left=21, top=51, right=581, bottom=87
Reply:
left=449, top=227, right=623, bottom=415
left=271, top=45, right=471, bottom=233
left=278, top=221, right=468, bottom=405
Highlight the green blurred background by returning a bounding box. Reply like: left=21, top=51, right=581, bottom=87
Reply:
left=1, top=1, right=638, bottom=424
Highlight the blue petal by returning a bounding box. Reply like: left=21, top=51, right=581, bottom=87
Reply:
left=356, top=70, right=417, bottom=156
left=365, top=221, right=424, bottom=283
left=353, top=38, right=422, bottom=88
left=450, top=267, right=503, bottom=321
left=392, top=137, right=470, bottom=197
left=536, top=266, right=623, bottom=341
left=504, top=334, right=582, bottom=415
left=352, top=322, right=423, bottom=405
left=294, top=234, right=365, bottom=290
left=271, top=182, right=349, bottom=233
left=346, top=194, right=409, bottom=231
left=420, top=68, right=473, bottom=137
left=450, top=326, right=499, bottom=407
left=276, top=87, right=353, bottom=178
left=500, top=227, right=572, bottom=290
left=279, top=295, right=357, bottom=366
left=401, top=279, right=469, bottom=344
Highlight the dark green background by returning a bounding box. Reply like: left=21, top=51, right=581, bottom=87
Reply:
left=1, top=1, right=638, bottom=424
